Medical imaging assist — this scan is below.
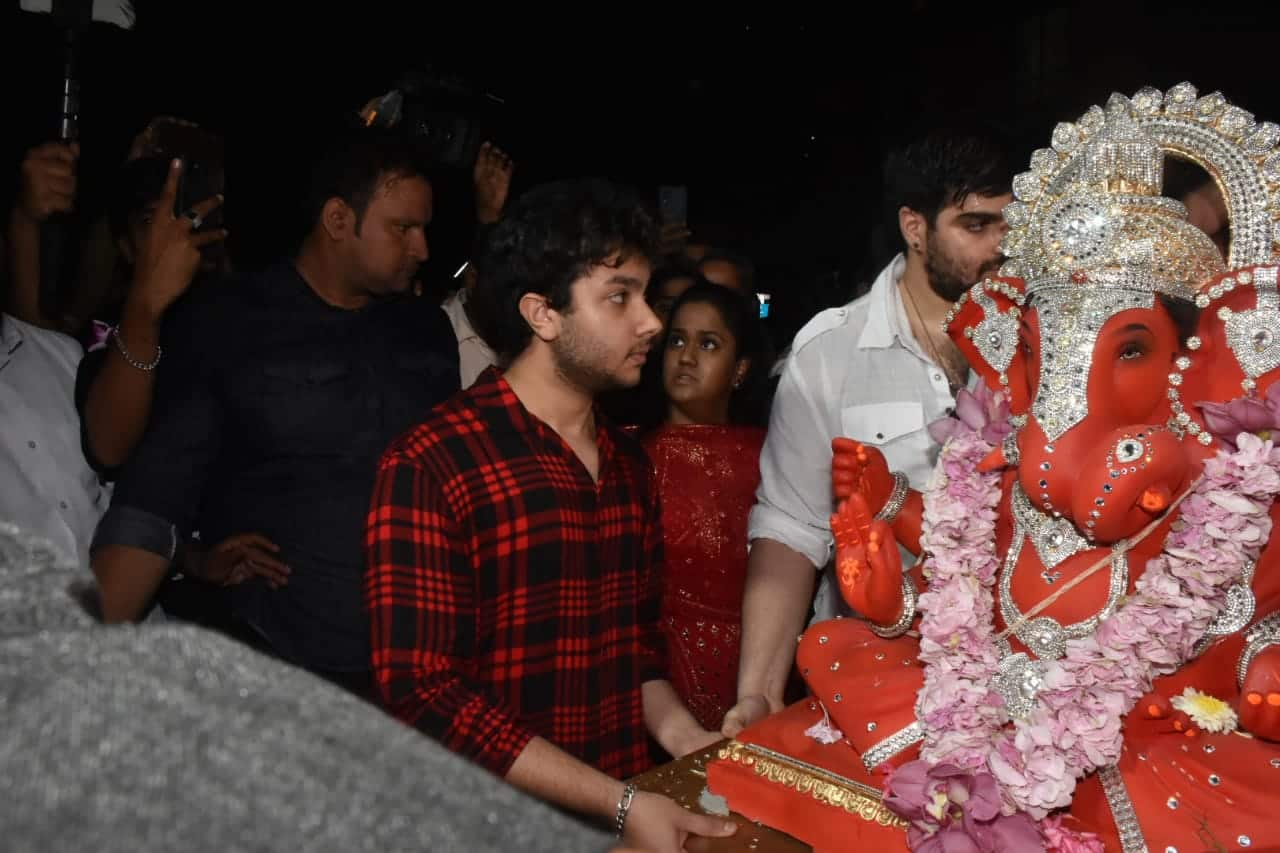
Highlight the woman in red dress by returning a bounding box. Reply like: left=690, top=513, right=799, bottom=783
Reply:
left=643, top=282, right=773, bottom=732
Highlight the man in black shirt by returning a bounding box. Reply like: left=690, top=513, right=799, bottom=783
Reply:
left=92, top=131, right=459, bottom=692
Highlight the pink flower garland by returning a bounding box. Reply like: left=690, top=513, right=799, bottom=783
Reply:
left=913, top=420, right=1280, bottom=827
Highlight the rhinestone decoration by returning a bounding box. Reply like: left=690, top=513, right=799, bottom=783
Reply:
left=1013, top=172, right=1041, bottom=203
left=1031, top=148, right=1059, bottom=178
left=1002, top=82, right=1280, bottom=300
left=1043, top=191, right=1116, bottom=266
left=1115, top=437, right=1146, bottom=463
left=1218, top=105, right=1256, bottom=139
left=1132, top=86, right=1164, bottom=115
left=860, top=722, right=925, bottom=774
left=1224, top=267, right=1280, bottom=379
left=993, top=652, right=1047, bottom=719
left=1243, top=122, right=1280, bottom=154
left=1003, top=495, right=1129, bottom=660
left=1011, top=484, right=1089, bottom=572
left=1052, top=121, right=1080, bottom=153
left=1199, top=566, right=1257, bottom=641
left=1167, top=82, right=1198, bottom=113
left=866, top=722, right=876, bottom=732
left=1239, top=837, right=1252, bottom=848
left=1078, top=105, right=1106, bottom=138
left=1099, top=765, right=1147, bottom=853
left=1030, top=286, right=1154, bottom=442
left=969, top=284, right=1020, bottom=376
left=1208, top=774, right=1221, bottom=786
left=1196, top=91, right=1228, bottom=123
left=1004, top=201, right=1030, bottom=228
left=1167, top=797, right=1179, bottom=809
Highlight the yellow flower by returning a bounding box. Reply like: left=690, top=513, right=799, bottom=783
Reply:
left=1170, top=687, right=1238, bottom=734
left=926, top=791, right=950, bottom=821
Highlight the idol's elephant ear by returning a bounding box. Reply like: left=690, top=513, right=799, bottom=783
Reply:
left=1189, top=265, right=1280, bottom=409
left=945, top=276, right=1032, bottom=415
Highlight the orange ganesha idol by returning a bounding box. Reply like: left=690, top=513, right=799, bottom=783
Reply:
left=707, top=83, right=1280, bottom=852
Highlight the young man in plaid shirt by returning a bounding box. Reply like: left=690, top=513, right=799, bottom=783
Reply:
left=365, top=179, right=736, bottom=850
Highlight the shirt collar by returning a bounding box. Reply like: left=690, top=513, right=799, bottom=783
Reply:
left=442, top=289, right=480, bottom=343
left=856, top=253, right=913, bottom=350
left=475, top=366, right=618, bottom=477
left=0, top=314, right=25, bottom=373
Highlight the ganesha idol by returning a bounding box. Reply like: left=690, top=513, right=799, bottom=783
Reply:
left=707, top=84, right=1280, bottom=852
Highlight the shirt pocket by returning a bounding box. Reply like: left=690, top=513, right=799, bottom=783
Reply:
left=840, top=401, right=924, bottom=446
left=249, top=358, right=356, bottom=454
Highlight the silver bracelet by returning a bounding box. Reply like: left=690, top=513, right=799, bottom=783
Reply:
left=873, top=471, right=910, bottom=524
left=613, top=782, right=637, bottom=837
left=1237, top=612, right=1280, bottom=689
left=110, top=326, right=162, bottom=372
left=869, top=575, right=918, bottom=639
left=1001, top=433, right=1020, bottom=466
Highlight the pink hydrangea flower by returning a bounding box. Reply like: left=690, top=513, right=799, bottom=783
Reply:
left=928, top=384, right=1013, bottom=447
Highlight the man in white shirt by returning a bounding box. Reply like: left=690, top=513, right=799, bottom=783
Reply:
left=0, top=313, right=109, bottom=566
left=723, top=128, right=1014, bottom=735
left=442, top=267, right=499, bottom=388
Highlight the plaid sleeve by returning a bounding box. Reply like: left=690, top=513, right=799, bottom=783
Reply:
left=365, top=449, right=536, bottom=777
left=637, top=468, right=668, bottom=685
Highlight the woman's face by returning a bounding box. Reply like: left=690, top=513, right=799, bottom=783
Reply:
left=663, top=300, right=746, bottom=421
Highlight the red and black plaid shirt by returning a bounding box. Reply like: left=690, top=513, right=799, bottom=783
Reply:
left=365, top=367, right=666, bottom=779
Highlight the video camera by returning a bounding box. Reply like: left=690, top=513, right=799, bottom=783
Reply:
left=358, top=70, right=505, bottom=169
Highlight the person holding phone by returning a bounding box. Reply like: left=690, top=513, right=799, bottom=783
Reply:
left=91, top=129, right=459, bottom=700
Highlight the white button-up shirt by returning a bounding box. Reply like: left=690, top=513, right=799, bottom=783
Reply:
left=748, top=254, right=959, bottom=621
left=441, top=289, right=496, bottom=389
left=0, top=315, right=109, bottom=566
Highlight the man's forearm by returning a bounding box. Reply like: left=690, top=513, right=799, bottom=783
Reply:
left=6, top=210, right=50, bottom=327
left=92, top=543, right=172, bottom=622
left=83, top=299, right=162, bottom=468
left=505, top=736, right=624, bottom=824
left=642, top=679, right=713, bottom=757
left=736, top=538, right=817, bottom=708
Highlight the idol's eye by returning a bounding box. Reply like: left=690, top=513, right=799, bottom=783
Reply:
left=1118, top=339, right=1149, bottom=361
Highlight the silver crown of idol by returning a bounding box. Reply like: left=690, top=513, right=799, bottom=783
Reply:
left=995, top=87, right=1240, bottom=442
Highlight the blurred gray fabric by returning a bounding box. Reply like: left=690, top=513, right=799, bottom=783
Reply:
left=0, top=521, right=613, bottom=853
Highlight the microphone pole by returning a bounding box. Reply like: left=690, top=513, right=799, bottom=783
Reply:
left=38, top=0, right=91, bottom=325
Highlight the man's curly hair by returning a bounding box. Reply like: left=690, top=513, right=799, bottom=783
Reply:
left=470, top=179, right=660, bottom=365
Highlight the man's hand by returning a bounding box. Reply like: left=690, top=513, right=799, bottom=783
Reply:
left=669, top=725, right=723, bottom=758
left=473, top=141, right=514, bottom=224
left=16, top=142, right=79, bottom=223
left=127, top=158, right=226, bottom=321
left=188, top=533, right=289, bottom=589
left=657, top=222, right=692, bottom=257
left=720, top=693, right=775, bottom=739
left=622, top=791, right=736, bottom=853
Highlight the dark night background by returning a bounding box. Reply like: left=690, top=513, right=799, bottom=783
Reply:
left=4, top=1, right=1279, bottom=341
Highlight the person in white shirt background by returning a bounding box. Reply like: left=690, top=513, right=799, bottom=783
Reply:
left=1, top=312, right=110, bottom=568
left=722, top=126, right=1015, bottom=737
left=442, top=142, right=512, bottom=388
